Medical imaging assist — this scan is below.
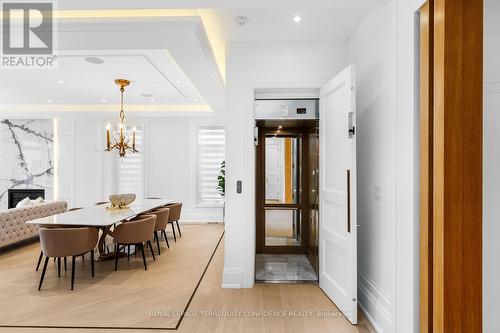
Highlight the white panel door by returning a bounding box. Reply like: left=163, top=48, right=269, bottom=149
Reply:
left=319, top=65, right=357, bottom=324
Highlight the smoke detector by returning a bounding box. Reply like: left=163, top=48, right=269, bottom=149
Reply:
left=236, top=16, right=248, bottom=26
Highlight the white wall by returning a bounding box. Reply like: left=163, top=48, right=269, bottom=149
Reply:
left=55, top=115, right=224, bottom=222
left=223, top=41, right=348, bottom=288
left=484, top=2, right=500, bottom=331
left=396, top=0, right=425, bottom=332
left=349, top=3, right=397, bottom=333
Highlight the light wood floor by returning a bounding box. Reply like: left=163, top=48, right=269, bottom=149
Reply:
left=0, top=224, right=376, bottom=333
left=0, top=224, right=224, bottom=330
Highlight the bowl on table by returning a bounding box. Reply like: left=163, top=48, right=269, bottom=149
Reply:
left=109, top=193, right=136, bottom=209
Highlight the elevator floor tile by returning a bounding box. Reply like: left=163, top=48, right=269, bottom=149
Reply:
left=255, top=254, right=318, bottom=282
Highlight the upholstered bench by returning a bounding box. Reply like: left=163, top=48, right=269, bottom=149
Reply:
left=0, top=201, right=68, bottom=249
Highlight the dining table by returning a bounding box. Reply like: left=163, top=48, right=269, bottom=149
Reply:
left=26, top=198, right=174, bottom=260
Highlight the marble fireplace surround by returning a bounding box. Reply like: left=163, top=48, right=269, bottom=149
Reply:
left=0, top=119, right=54, bottom=210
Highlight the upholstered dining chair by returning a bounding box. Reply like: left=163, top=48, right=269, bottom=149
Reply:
left=38, top=227, right=98, bottom=291
left=165, top=203, right=182, bottom=242
left=112, top=215, right=156, bottom=271
left=35, top=212, right=86, bottom=272
left=146, top=208, right=170, bottom=255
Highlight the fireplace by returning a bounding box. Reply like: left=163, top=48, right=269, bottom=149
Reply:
left=8, top=189, right=45, bottom=209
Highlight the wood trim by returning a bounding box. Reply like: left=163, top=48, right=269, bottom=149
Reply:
left=255, top=121, right=314, bottom=255
left=284, top=138, right=293, bottom=204
left=433, top=0, right=483, bottom=331
left=419, top=2, right=434, bottom=332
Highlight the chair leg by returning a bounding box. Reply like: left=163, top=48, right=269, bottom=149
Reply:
left=57, top=257, right=61, bottom=277
left=140, top=243, right=147, bottom=270
left=115, top=244, right=119, bottom=271
left=90, top=250, right=94, bottom=277
left=71, top=256, right=76, bottom=290
left=171, top=223, right=177, bottom=242
left=127, top=245, right=130, bottom=261
left=162, top=230, right=170, bottom=248
left=82, top=254, right=85, bottom=261
left=176, top=221, right=182, bottom=237
left=64, top=257, right=67, bottom=271
left=147, top=241, right=155, bottom=261
left=36, top=251, right=43, bottom=271
left=154, top=231, right=161, bottom=255
left=38, top=257, right=49, bottom=290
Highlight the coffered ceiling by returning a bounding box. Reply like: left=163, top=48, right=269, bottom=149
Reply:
left=0, top=15, right=224, bottom=117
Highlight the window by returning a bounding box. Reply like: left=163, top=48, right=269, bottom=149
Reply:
left=113, top=125, right=144, bottom=197
left=197, top=126, right=225, bottom=206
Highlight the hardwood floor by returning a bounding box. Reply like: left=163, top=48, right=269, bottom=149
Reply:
left=0, top=224, right=375, bottom=333
left=0, top=224, right=224, bottom=330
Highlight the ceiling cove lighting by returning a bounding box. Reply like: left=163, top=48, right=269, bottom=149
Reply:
left=293, top=15, right=302, bottom=23
left=105, top=79, right=138, bottom=158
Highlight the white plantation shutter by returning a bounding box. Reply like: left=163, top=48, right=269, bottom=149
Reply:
left=114, top=126, right=144, bottom=197
left=197, top=127, right=225, bottom=205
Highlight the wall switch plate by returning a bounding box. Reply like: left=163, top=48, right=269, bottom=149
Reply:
left=374, top=186, right=382, bottom=201
left=236, top=180, right=242, bottom=194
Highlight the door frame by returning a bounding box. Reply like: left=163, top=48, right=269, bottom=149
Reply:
left=255, top=122, right=311, bottom=254
left=419, top=0, right=483, bottom=331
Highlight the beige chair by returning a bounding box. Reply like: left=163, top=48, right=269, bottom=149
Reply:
left=147, top=208, right=170, bottom=255
left=165, top=203, right=182, bottom=242
left=112, top=215, right=156, bottom=271
left=38, top=227, right=98, bottom=291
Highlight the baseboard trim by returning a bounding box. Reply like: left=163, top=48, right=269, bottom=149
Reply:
left=359, top=299, right=384, bottom=333
left=357, top=272, right=392, bottom=333
left=222, top=267, right=243, bottom=289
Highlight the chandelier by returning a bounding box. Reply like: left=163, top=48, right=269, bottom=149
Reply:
left=105, top=79, right=138, bottom=157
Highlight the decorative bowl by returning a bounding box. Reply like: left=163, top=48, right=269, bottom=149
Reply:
left=109, top=193, right=136, bottom=208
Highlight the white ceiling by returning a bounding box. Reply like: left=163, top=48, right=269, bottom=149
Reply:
left=0, top=0, right=385, bottom=116
left=210, top=7, right=371, bottom=42
left=57, top=0, right=383, bottom=43
left=0, top=16, right=224, bottom=116
left=0, top=50, right=203, bottom=105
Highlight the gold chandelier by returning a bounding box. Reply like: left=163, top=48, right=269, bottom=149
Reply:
left=105, top=79, right=138, bottom=157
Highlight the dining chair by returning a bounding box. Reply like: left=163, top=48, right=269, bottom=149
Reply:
left=146, top=208, right=170, bottom=255
left=38, top=227, right=98, bottom=291
left=164, top=203, right=182, bottom=242
left=112, top=215, right=156, bottom=271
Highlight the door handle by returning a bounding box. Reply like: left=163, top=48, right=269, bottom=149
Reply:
left=347, top=169, right=351, bottom=233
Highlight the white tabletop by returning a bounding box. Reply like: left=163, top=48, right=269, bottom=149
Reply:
left=26, top=199, right=174, bottom=227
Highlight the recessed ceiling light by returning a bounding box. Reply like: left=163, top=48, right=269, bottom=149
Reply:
left=175, top=80, right=182, bottom=84
left=101, top=99, right=107, bottom=103
left=85, top=57, right=104, bottom=64
left=150, top=99, right=155, bottom=103
left=193, top=98, right=198, bottom=102
left=293, top=15, right=302, bottom=23
left=47, top=99, right=52, bottom=103
left=58, top=80, right=64, bottom=84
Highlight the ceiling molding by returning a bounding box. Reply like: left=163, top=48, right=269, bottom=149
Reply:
left=0, top=103, right=212, bottom=113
